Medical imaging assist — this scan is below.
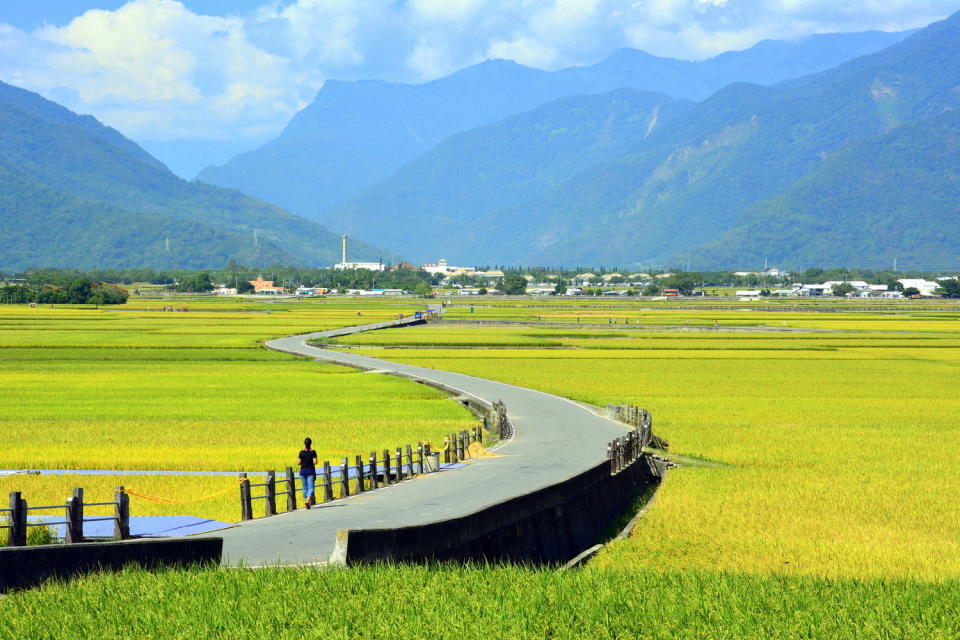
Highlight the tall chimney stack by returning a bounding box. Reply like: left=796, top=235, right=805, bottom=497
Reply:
left=341, top=234, right=347, bottom=265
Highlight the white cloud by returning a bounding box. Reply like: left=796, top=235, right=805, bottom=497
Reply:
left=0, top=0, right=958, bottom=147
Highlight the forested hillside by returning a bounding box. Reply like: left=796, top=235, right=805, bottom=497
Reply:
left=0, top=82, right=390, bottom=271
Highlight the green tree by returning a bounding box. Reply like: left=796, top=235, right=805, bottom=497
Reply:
left=176, top=272, right=214, bottom=293
left=554, top=282, right=567, bottom=295
left=500, top=274, right=528, bottom=295
left=413, top=281, right=433, bottom=297
left=831, top=282, right=857, bottom=296
left=937, top=279, right=960, bottom=298
left=902, top=287, right=921, bottom=297
left=662, top=273, right=698, bottom=295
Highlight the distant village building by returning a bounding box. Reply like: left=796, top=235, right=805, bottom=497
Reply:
left=422, top=258, right=475, bottom=276
left=248, top=277, right=285, bottom=294
left=897, top=279, right=940, bottom=295
left=334, top=261, right=385, bottom=271
left=295, top=287, right=329, bottom=296
left=474, top=269, right=505, bottom=280
left=734, top=267, right=783, bottom=278
left=334, top=234, right=384, bottom=271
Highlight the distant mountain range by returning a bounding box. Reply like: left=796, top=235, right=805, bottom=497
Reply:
left=314, top=14, right=960, bottom=268
left=0, top=82, right=390, bottom=271
left=196, top=30, right=910, bottom=221
left=6, top=19, right=956, bottom=272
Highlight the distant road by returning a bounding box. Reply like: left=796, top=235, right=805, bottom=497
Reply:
left=204, top=317, right=632, bottom=566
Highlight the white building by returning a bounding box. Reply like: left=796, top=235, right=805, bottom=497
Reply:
left=334, top=261, right=384, bottom=271
left=422, top=258, right=474, bottom=276
left=897, top=279, right=940, bottom=295
left=334, top=234, right=385, bottom=271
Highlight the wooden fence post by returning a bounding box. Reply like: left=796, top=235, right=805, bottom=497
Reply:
left=340, top=457, right=350, bottom=497
left=607, top=443, right=613, bottom=475
left=416, top=443, right=424, bottom=475
left=65, top=488, right=84, bottom=544
left=383, top=449, right=392, bottom=484
left=355, top=455, right=365, bottom=493
left=239, top=473, right=252, bottom=521
left=443, top=437, right=450, bottom=464
left=395, top=447, right=404, bottom=481
left=114, top=487, right=130, bottom=540
left=285, top=467, right=297, bottom=512
left=322, top=461, right=333, bottom=502
left=369, top=452, right=379, bottom=489
left=265, top=470, right=276, bottom=517
left=8, top=492, right=26, bottom=547
left=405, top=444, right=414, bottom=477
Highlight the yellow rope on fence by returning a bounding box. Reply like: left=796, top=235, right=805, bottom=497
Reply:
left=121, top=479, right=244, bottom=505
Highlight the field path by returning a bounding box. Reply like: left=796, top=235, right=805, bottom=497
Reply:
left=204, top=317, right=631, bottom=567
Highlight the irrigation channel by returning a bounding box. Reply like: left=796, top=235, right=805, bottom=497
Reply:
left=195, top=316, right=646, bottom=567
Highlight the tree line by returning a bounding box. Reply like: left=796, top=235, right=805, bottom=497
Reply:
left=0, top=274, right=129, bottom=305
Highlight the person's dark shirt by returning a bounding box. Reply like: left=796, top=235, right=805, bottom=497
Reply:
left=298, top=449, right=317, bottom=476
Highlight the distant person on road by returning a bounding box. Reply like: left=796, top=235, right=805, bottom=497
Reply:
left=298, top=437, right=318, bottom=508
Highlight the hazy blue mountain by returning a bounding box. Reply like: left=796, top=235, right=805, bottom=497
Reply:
left=196, top=29, right=910, bottom=220
left=326, top=89, right=692, bottom=263
left=139, top=137, right=272, bottom=181
left=324, top=12, right=958, bottom=268
left=0, top=82, right=390, bottom=271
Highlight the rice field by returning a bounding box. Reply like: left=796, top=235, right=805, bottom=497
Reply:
left=3, top=564, right=959, bottom=639
left=0, top=299, right=477, bottom=523
left=329, top=306, right=960, bottom=581
left=4, top=296, right=960, bottom=637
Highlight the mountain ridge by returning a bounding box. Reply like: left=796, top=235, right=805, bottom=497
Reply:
left=320, top=12, right=960, bottom=268
left=195, top=28, right=911, bottom=219
left=0, top=82, right=392, bottom=271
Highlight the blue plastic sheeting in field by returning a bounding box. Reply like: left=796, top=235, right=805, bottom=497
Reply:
left=26, top=515, right=234, bottom=539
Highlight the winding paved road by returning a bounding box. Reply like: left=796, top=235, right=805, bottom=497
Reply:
left=205, top=318, right=632, bottom=567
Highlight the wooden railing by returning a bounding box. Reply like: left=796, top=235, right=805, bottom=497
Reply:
left=489, top=400, right=515, bottom=442
left=607, top=403, right=666, bottom=475
left=607, top=403, right=668, bottom=451
left=240, top=426, right=491, bottom=521
left=1, top=487, right=130, bottom=547
left=607, top=430, right=645, bottom=475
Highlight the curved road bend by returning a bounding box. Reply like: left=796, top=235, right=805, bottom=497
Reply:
left=205, top=318, right=633, bottom=567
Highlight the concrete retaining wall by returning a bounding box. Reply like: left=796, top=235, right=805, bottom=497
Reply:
left=0, top=537, right=223, bottom=593
left=332, top=455, right=666, bottom=565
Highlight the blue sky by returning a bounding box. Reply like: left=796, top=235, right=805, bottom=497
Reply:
left=2, top=0, right=959, bottom=158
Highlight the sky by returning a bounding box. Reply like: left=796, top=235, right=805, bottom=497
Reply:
left=2, top=0, right=959, bottom=171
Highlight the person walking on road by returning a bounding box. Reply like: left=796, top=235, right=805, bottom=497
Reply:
left=298, top=437, right=318, bottom=508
